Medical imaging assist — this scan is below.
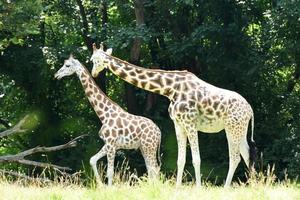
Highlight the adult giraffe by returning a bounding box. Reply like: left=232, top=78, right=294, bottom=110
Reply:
left=55, top=55, right=161, bottom=186
left=90, top=43, right=256, bottom=187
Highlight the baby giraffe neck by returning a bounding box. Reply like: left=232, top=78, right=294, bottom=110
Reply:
left=78, top=66, right=121, bottom=122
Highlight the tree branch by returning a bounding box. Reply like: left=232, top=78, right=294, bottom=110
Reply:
left=0, top=134, right=88, bottom=171
left=0, top=115, right=30, bottom=138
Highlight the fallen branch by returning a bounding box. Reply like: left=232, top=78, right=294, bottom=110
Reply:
left=0, top=115, right=30, bottom=138
left=0, top=134, right=88, bottom=171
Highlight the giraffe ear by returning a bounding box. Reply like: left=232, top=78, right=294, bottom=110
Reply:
left=92, top=43, right=97, bottom=51
left=99, top=42, right=104, bottom=51
left=106, top=48, right=112, bottom=55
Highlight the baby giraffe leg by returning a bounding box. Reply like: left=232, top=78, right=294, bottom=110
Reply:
left=106, top=147, right=116, bottom=186
left=90, top=145, right=108, bottom=184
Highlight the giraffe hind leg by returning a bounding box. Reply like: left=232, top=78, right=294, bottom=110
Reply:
left=240, top=136, right=250, bottom=168
left=140, top=136, right=160, bottom=179
left=224, top=128, right=244, bottom=187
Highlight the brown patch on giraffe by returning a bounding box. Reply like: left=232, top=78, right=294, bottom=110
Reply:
left=165, top=78, right=173, bottom=85
left=207, top=98, right=212, bottom=106
left=96, top=94, right=102, bottom=100
left=212, top=95, right=218, bottom=100
left=124, top=128, right=129, bottom=136
left=108, top=119, right=114, bottom=126
left=129, top=71, right=136, bottom=77
left=106, top=101, right=111, bottom=107
left=152, top=76, right=163, bottom=87
left=86, top=91, right=92, bottom=96
left=120, top=113, right=126, bottom=118
left=99, top=103, right=104, bottom=109
left=152, top=89, right=161, bottom=93
left=118, top=70, right=127, bottom=79
left=140, top=81, right=147, bottom=88
left=216, top=111, right=222, bottom=118
left=219, top=104, right=225, bottom=112
left=206, top=108, right=214, bottom=116
left=213, top=101, right=220, bottom=110
left=188, top=81, right=196, bottom=89
left=111, top=129, right=117, bottom=137
left=93, top=99, right=98, bottom=106
left=132, top=120, right=138, bottom=126
left=136, top=127, right=141, bottom=133
left=81, top=72, right=87, bottom=78
left=129, top=125, right=134, bottom=132
left=124, top=63, right=132, bottom=71
left=94, top=86, right=98, bottom=93
left=146, top=71, right=155, bottom=78
left=175, top=76, right=185, bottom=82
left=96, top=110, right=101, bottom=116
left=141, top=123, right=146, bottom=129
left=163, top=88, right=172, bottom=96
left=180, top=94, right=187, bottom=102
left=103, top=131, right=109, bottom=138
left=181, top=83, right=188, bottom=91
left=111, top=113, right=117, bottom=118
left=148, top=84, right=157, bottom=90
left=188, top=100, right=196, bottom=107
left=138, top=74, right=146, bottom=79
left=131, top=78, right=138, bottom=86
left=82, top=83, right=88, bottom=90
left=122, top=119, right=128, bottom=126
left=178, top=104, right=187, bottom=112
left=105, top=113, right=109, bottom=118
left=135, top=68, right=143, bottom=74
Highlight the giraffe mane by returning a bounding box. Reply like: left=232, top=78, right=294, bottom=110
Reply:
left=104, top=53, right=191, bottom=74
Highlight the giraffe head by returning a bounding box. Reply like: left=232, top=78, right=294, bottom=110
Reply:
left=91, top=43, right=112, bottom=77
left=54, top=54, right=81, bottom=80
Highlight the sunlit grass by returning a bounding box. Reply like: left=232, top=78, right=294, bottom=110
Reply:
left=0, top=164, right=299, bottom=200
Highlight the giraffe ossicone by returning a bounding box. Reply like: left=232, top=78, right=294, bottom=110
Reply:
left=90, top=44, right=257, bottom=187
left=55, top=55, right=161, bottom=186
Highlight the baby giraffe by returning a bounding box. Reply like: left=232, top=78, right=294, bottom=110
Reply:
left=54, top=55, right=161, bottom=185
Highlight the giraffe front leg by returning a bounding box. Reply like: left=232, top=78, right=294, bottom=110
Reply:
left=184, top=124, right=201, bottom=187
left=174, top=122, right=187, bottom=187
left=106, top=147, right=116, bottom=186
left=90, top=145, right=108, bottom=185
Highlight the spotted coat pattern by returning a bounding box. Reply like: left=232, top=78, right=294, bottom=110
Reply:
left=91, top=44, right=255, bottom=187
left=55, top=56, right=161, bottom=186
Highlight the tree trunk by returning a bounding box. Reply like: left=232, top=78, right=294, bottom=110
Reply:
left=126, top=0, right=145, bottom=114
left=75, top=0, right=107, bottom=93
left=75, top=0, right=93, bottom=52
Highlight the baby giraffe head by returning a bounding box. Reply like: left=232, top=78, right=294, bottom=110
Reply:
left=91, top=43, right=112, bottom=78
left=54, top=54, right=80, bottom=80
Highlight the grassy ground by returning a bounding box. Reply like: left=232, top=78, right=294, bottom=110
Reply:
left=0, top=164, right=299, bottom=200
left=0, top=178, right=299, bottom=200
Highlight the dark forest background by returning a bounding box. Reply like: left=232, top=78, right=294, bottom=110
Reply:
left=0, top=0, right=299, bottom=184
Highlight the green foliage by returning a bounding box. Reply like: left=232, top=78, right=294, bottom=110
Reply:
left=0, top=0, right=300, bottom=183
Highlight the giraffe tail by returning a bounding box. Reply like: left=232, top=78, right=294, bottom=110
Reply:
left=249, top=111, right=257, bottom=169
left=157, top=132, right=162, bottom=168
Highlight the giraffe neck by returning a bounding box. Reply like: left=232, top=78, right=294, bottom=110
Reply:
left=76, top=64, right=123, bottom=122
left=105, top=56, right=188, bottom=99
